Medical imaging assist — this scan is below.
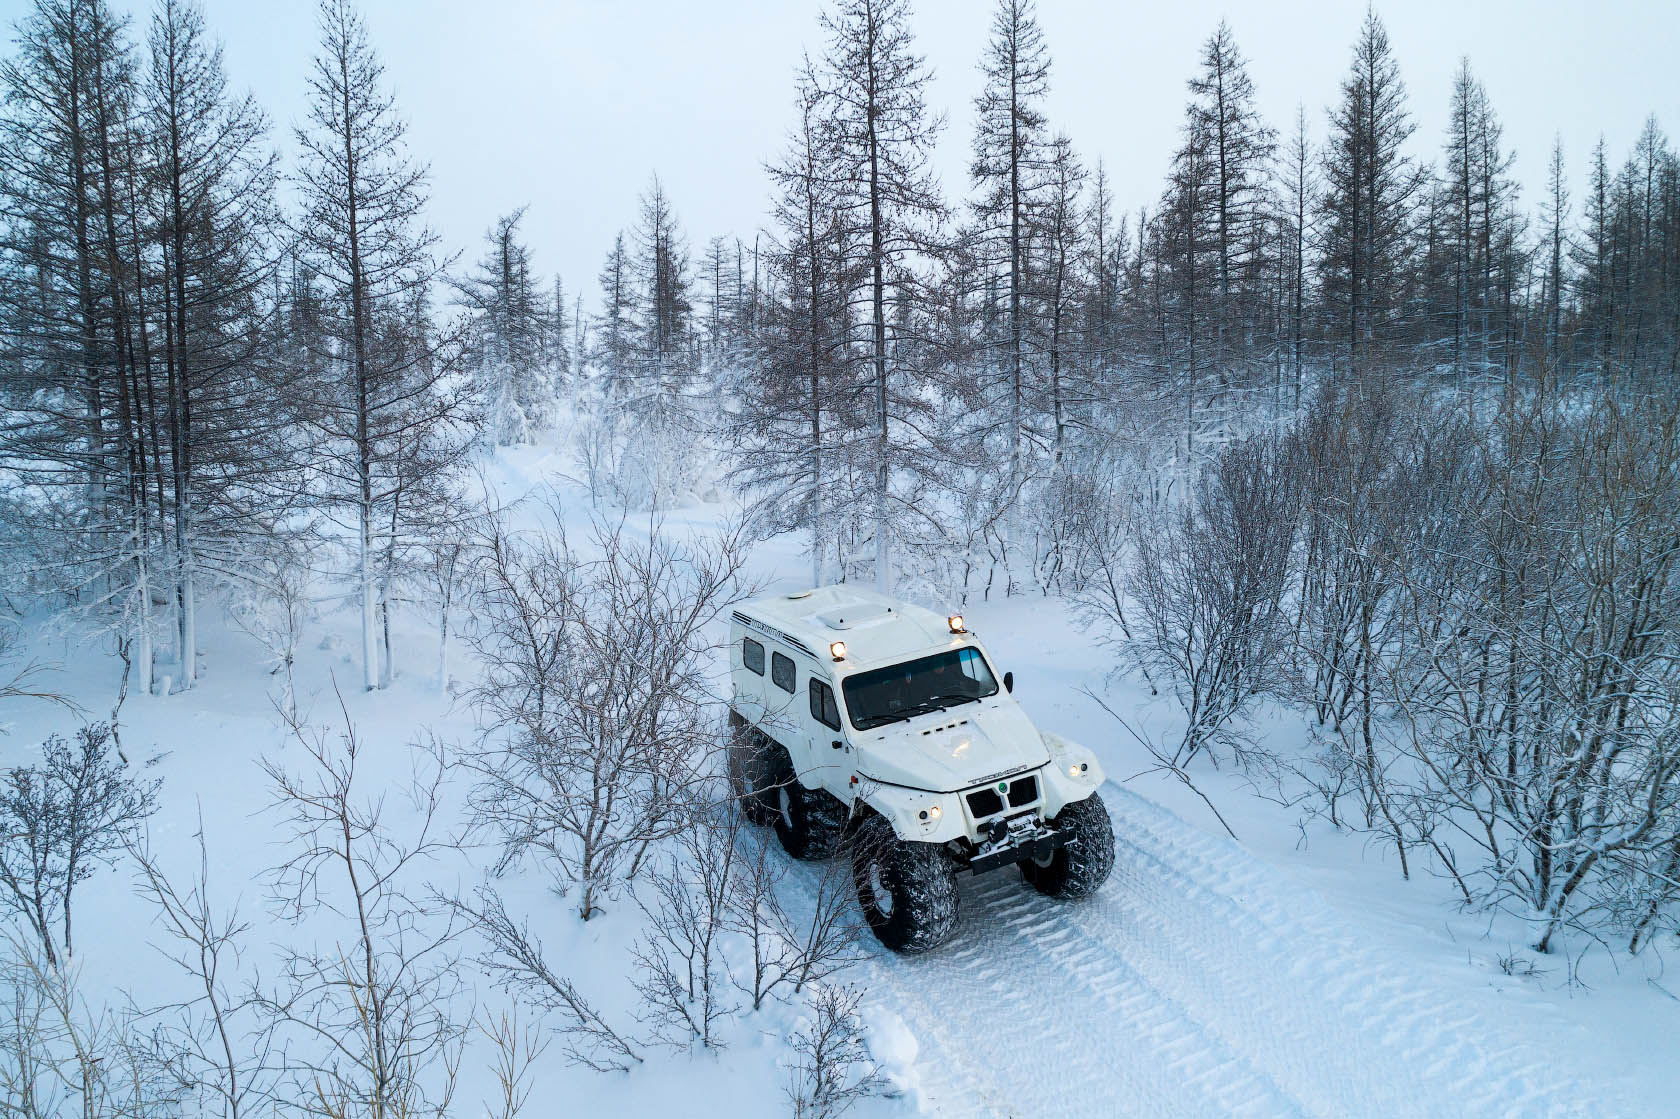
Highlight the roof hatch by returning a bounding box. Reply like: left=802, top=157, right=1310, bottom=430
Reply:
left=815, top=602, right=895, bottom=631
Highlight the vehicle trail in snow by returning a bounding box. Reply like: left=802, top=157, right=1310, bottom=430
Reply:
left=790, top=783, right=1630, bottom=1118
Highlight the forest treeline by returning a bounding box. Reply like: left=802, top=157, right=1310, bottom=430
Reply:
left=2, top=0, right=1678, bottom=978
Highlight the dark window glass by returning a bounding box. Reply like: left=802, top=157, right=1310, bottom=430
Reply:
left=742, top=637, right=765, bottom=675
left=771, top=651, right=795, bottom=693
left=809, top=680, right=841, bottom=730
left=840, top=645, right=999, bottom=730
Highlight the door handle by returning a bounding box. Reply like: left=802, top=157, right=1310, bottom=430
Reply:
left=831, top=740, right=844, bottom=750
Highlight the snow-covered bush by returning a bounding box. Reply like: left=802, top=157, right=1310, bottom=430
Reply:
left=577, top=404, right=712, bottom=514
left=225, top=534, right=315, bottom=720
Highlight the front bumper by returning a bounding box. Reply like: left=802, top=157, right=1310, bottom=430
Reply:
left=966, top=821, right=1073, bottom=874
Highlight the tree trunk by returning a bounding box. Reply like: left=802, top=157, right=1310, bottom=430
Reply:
left=867, top=23, right=891, bottom=593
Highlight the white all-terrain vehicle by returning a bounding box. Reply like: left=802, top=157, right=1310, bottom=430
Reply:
left=726, top=585, right=1115, bottom=953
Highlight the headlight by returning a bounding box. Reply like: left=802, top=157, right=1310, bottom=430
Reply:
left=830, top=641, right=846, bottom=660
left=1068, top=762, right=1089, bottom=778
left=917, top=804, right=942, bottom=822
left=948, top=614, right=965, bottom=633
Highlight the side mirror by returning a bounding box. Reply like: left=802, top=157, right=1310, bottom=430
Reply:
left=1003, top=671, right=1014, bottom=694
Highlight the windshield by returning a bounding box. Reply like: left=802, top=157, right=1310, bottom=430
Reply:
left=841, top=646, right=1000, bottom=730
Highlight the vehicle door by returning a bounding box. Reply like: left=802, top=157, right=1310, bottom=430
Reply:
left=803, top=670, right=846, bottom=796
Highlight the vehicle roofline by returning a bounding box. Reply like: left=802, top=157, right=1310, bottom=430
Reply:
left=731, top=613, right=995, bottom=675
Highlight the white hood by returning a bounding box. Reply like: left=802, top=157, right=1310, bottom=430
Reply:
left=855, top=699, right=1049, bottom=793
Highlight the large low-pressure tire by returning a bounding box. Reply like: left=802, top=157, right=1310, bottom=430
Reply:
left=725, top=713, right=776, bottom=826
left=851, top=815, right=961, bottom=953
left=1021, top=791, right=1116, bottom=900
left=766, top=747, right=849, bottom=860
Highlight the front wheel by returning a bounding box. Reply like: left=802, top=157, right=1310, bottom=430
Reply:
left=851, top=816, right=960, bottom=953
left=1021, top=792, right=1115, bottom=899
left=766, top=748, right=849, bottom=860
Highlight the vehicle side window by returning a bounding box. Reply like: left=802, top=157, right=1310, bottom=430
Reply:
left=771, top=651, right=795, bottom=694
left=809, top=679, right=840, bottom=730
left=742, top=637, right=765, bottom=675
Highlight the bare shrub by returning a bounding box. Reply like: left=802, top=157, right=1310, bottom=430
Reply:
left=726, top=825, right=864, bottom=1011
left=0, top=624, right=82, bottom=727
left=450, top=886, right=642, bottom=1074
left=1128, top=433, right=1303, bottom=766
left=1380, top=391, right=1680, bottom=952
left=129, top=818, right=275, bottom=1118
left=630, top=805, right=738, bottom=1050
left=0, top=928, right=184, bottom=1118
left=477, top=1007, right=548, bottom=1119
left=464, top=493, right=750, bottom=918
left=785, top=984, right=888, bottom=1119
left=1288, top=385, right=1443, bottom=870
left=0, top=722, right=161, bottom=968
left=1290, top=386, right=1680, bottom=954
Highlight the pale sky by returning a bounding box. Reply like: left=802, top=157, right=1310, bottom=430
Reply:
left=7, top=0, right=1678, bottom=306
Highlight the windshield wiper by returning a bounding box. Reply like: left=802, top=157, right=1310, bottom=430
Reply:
left=923, top=692, right=981, bottom=709
left=857, top=702, right=940, bottom=729
left=857, top=693, right=982, bottom=730
left=887, top=696, right=973, bottom=724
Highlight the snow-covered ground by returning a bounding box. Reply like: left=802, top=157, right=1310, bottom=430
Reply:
left=5, top=443, right=1675, bottom=1117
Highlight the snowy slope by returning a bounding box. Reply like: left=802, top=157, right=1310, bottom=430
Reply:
left=4, top=448, right=1673, bottom=1118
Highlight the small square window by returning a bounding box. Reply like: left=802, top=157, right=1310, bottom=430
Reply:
left=771, top=651, right=795, bottom=694
left=742, top=637, right=765, bottom=675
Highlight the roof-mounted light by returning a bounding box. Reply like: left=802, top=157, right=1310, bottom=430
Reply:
left=948, top=615, right=966, bottom=634
left=829, top=641, right=846, bottom=661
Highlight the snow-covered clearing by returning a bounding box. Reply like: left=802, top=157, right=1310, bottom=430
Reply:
left=5, top=444, right=1674, bottom=1118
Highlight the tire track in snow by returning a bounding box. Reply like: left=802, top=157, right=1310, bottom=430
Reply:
left=1096, top=784, right=1611, bottom=1118
left=787, top=784, right=1631, bottom=1118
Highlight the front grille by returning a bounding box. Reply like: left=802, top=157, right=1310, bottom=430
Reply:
left=966, top=774, right=1040, bottom=820
left=966, top=787, right=1005, bottom=818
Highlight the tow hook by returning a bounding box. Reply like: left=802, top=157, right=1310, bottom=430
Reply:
left=968, top=814, right=1071, bottom=875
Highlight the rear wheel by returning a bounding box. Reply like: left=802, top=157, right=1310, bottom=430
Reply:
left=766, top=747, right=848, bottom=860
left=1021, top=792, right=1115, bottom=899
left=725, top=713, right=776, bottom=825
left=851, top=816, right=960, bottom=953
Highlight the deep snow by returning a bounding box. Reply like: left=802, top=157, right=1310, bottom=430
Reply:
left=3, top=441, right=1675, bottom=1117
